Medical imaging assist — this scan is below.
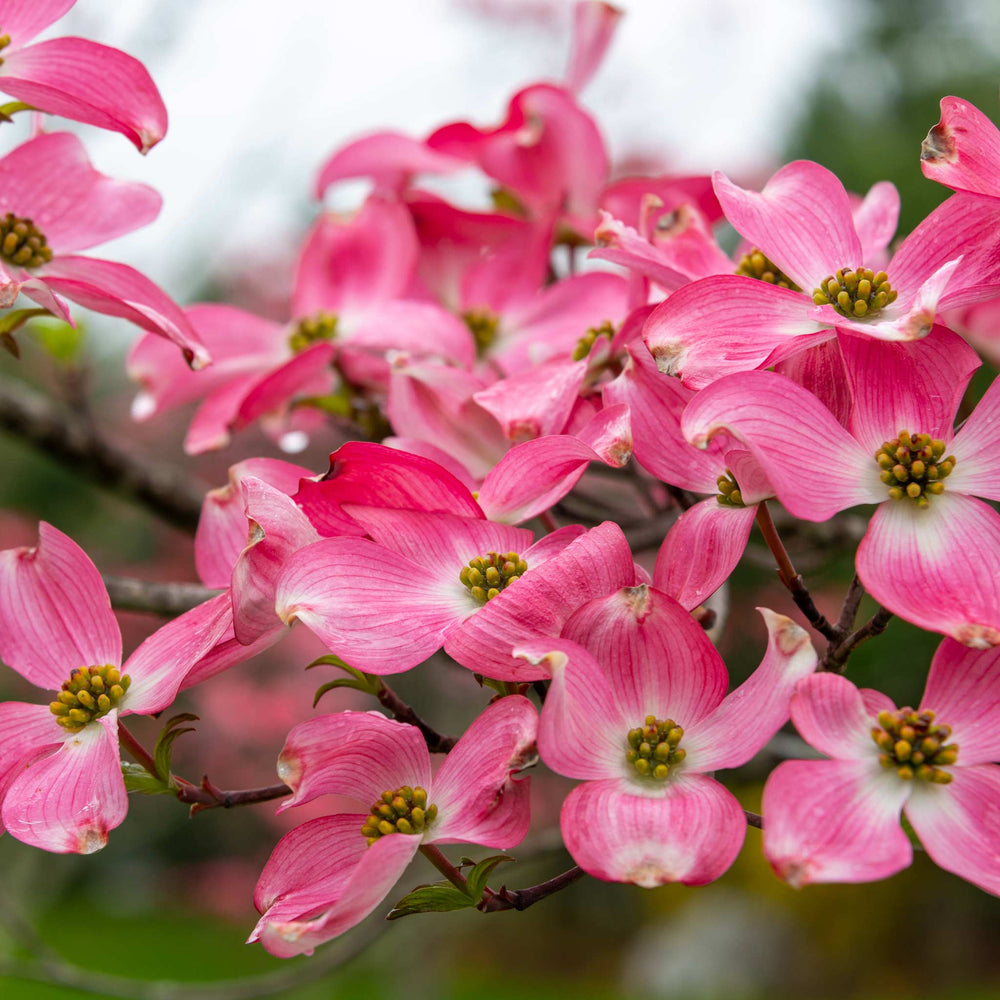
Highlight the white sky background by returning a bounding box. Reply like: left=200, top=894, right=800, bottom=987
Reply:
left=26, top=0, right=996, bottom=327
left=21, top=0, right=857, bottom=309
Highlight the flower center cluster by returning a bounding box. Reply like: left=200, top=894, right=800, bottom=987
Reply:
left=288, top=311, right=338, bottom=353
left=715, top=469, right=745, bottom=508
left=459, top=551, right=528, bottom=605
left=626, top=715, right=686, bottom=780
left=812, top=267, right=897, bottom=318
left=572, top=320, right=615, bottom=362
left=49, top=665, right=131, bottom=732
left=871, top=708, right=957, bottom=783
left=875, top=430, right=955, bottom=508
left=462, top=309, right=499, bottom=354
left=361, top=785, right=437, bottom=844
left=0, top=213, right=53, bottom=269
left=735, top=248, right=800, bottom=291
left=0, top=33, right=9, bottom=66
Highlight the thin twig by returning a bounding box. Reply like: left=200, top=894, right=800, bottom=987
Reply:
left=821, top=606, right=894, bottom=673
left=175, top=777, right=292, bottom=815
left=419, top=844, right=471, bottom=893
left=0, top=376, right=205, bottom=532
left=755, top=502, right=838, bottom=640
left=538, top=509, right=559, bottom=533
left=0, top=882, right=61, bottom=963
left=103, top=575, right=220, bottom=616
left=118, top=721, right=160, bottom=779
left=479, top=866, right=585, bottom=912
left=376, top=683, right=457, bottom=753
left=834, top=573, right=866, bottom=635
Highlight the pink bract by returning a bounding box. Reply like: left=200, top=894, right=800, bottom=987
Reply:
left=763, top=642, right=1000, bottom=896
left=0, top=0, right=167, bottom=152
left=921, top=96, right=1000, bottom=198
left=0, top=524, right=230, bottom=852
left=427, top=83, right=610, bottom=238
left=275, top=509, right=634, bottom=679
left=250, top=696, right=538, bottom=956
left=0, top=132, right=208, bottom=367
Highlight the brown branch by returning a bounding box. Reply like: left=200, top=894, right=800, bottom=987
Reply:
left=834, top=573, right=866, bottom=635
left=418, top=844, right=471, bottom=893
left=0, top=375, right=206, bottom=532
left=103, top=575, right=220, bottom=616
left=376, top=682, right=457, bottom=753
left=479, top=865, right=585, bottom=912
left=821, top=606, right=894, bottom=673
left=118, top=721, right=160, bottom=779
left=755, top=502, right=838, bottom=641
left=175, top=776, right=292, bottom=815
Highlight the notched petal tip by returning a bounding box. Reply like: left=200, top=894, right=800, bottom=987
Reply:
left=625, top=858, right=677, bottom=889
left=954, top=623, right=1000, bottom=649
left=513, top=646, right=568, bottom=673
left=185, top=345, right=212, bottom=371
left=275, top=753, right=302, bottom=806
left=757, top=606, right=812, bottom=656
left=76, top=826, right=109, bottom=854
left=138, top=128, right=165, bottom=156
left=772, top=856, right=812, bottom=889
left=921, top=123, right=956, bottom=164
left=649, top=341, right=685, bottom=376
left=621, top=583, right=653, bottom=620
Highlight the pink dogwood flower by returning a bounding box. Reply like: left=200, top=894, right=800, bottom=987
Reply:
left=0, top=0, right=167, bottom=152
left=250, top=696, right=538, bottom=956
left=682, top=326, right=1000, bottom=646
left=0, top=131, right=208, bottom=366
left=763, top=639, right=1000, bottom=895
left=644, top=159, right=1000, bottom=388
left=523, top=594, right=816, bottom=886
left=0, top=524, right=230, bottom=852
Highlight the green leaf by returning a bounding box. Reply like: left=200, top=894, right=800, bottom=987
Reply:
left=306, top=655, right=383, bottom=705
left=153, top=713, right=200, bottom=783
left=121, top=762, right=174, bottom=796
left=29, top=316, right=84, bottom=363
left=900, top=812, right=925, bottom=852
left=295, top=393, right=354, bottom=418
left=305, top=653, right=357, bottom=672
left=464, top=855, right=514, bottom=903
left=386, top=882, right=476, bottom=921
